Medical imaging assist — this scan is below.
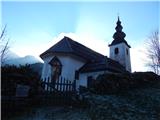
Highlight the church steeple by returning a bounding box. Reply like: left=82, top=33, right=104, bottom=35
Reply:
left=109, top=16, right=130, bottom=48
left=109, top=16, right=131, bottom=72
left=115, top=16, right=123, bottom=32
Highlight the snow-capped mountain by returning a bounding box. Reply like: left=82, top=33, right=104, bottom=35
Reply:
left=5, top=55, right=41, bottom=66
left=4, top=51, right=42, bottom=66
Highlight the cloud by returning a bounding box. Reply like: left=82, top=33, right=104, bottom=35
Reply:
left=131, top=44, right=148, bottom=72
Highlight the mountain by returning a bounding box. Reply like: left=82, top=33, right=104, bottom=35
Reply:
left=5, top=55, right=42, bottom=66
left=2, top=50, right=44, bottom=76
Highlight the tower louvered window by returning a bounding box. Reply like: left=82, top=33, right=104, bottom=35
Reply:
left=115, top=47, right=119, bottom=54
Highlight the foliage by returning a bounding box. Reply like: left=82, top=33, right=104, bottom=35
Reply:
left=86, top=86, right=160, bottom=120
left=85, top=72, right=160, bottom=119
left=1, top=64, right=41, bottom=96
left=91, top=72, right=160, bottom=94
left=145, top=30, right=160, bottom=75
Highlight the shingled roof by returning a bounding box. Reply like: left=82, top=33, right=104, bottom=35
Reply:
left=79, top=57, right=126, bottom=73
left=109, top=39, right=131, bottom=48
left=40, top=36, right=105, bottom=62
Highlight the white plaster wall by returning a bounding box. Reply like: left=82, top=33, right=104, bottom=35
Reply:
left=41, top=56, right=54, bottom=80
left=41, top=54, right=85, bottom=82
left=109, top=43, right=131, bottom=72
left=125, top=46, right=131, bottom=72
left=78, top=71, right=107, bottom=88
left=60, top=55, right=85, bottom=81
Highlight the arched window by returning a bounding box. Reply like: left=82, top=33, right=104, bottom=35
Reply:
left=115, top=47, right=119, bottom=54
left=126, top=48, right=128, bottom=55
left=49, top=56, right=62, bottom=81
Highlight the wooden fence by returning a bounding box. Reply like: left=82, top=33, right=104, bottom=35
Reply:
left=42, top=76, right=76, bottom=92
left=39, top=76, right=77, bottom=106
left=2, top=77, right=78, bottom=118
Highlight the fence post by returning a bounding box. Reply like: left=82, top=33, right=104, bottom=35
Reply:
left=73, top=80, right=76, bottom=92
left=59, top=77, right=62, bottom=92
left=66, top=80, right=69, bottom=92
left=46, top=77, right=49, bottom=92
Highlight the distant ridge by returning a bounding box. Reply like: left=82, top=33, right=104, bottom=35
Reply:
left=5, top=55, right=41, bottom=66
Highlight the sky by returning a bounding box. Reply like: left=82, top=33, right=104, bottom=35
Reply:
left=1, top=1, right=159, bottom=72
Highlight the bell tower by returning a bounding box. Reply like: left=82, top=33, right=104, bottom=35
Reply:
left=109, top=17, right=131, bottom=72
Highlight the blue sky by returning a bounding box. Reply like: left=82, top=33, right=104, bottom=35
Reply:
left=1, top=1, right=159, bottom=71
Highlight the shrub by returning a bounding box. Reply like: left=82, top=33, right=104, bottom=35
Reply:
left=92, top=72, right=160, bottom=94
left=1, top=64, right=40, bottom=97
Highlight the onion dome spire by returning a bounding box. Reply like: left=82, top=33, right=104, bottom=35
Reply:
left=109, top=16, right=130, bottom=48
left=113, top=16, right=126, bottom=40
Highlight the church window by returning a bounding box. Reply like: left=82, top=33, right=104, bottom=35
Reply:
left=49, top=56, right=62, bottom=81
left=115, top=47, right=119, bottom=54
left=126, top=48, right=128, bottom=55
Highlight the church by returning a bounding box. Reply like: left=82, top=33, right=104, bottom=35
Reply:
left=40, top=17, right=131, bottom=89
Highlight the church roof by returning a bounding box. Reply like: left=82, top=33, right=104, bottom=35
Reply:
left=40, top=36, right=126, bottom=73
left=79, top=57, right=126, bottom=73
left=109, top=17, right=131, bottom=48
left=40, top=36, right=105, bottom=62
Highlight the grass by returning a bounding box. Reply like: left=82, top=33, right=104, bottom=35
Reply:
left=87, top=85, right=160, bottom=120
left=3, top=82, right=160, bottom=120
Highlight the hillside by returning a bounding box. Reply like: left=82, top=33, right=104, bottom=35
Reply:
left=6, top=84, right=160, bottom=120
left=3, top=71, right=160, bottom=120
left=85, top=86, right=160, bottom=120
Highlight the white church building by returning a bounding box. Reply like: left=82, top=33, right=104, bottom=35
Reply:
left=40, top=17, right=131, bottom=89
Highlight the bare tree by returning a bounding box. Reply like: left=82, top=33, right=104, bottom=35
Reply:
left=0, top=25, right=9, bottom=64
left=146, top=30, right=160, bottom=75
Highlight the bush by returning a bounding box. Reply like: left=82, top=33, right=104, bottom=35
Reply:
left=91, top=72, right=160, bottom=94
left=1, top=64, right=41, bottom=97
